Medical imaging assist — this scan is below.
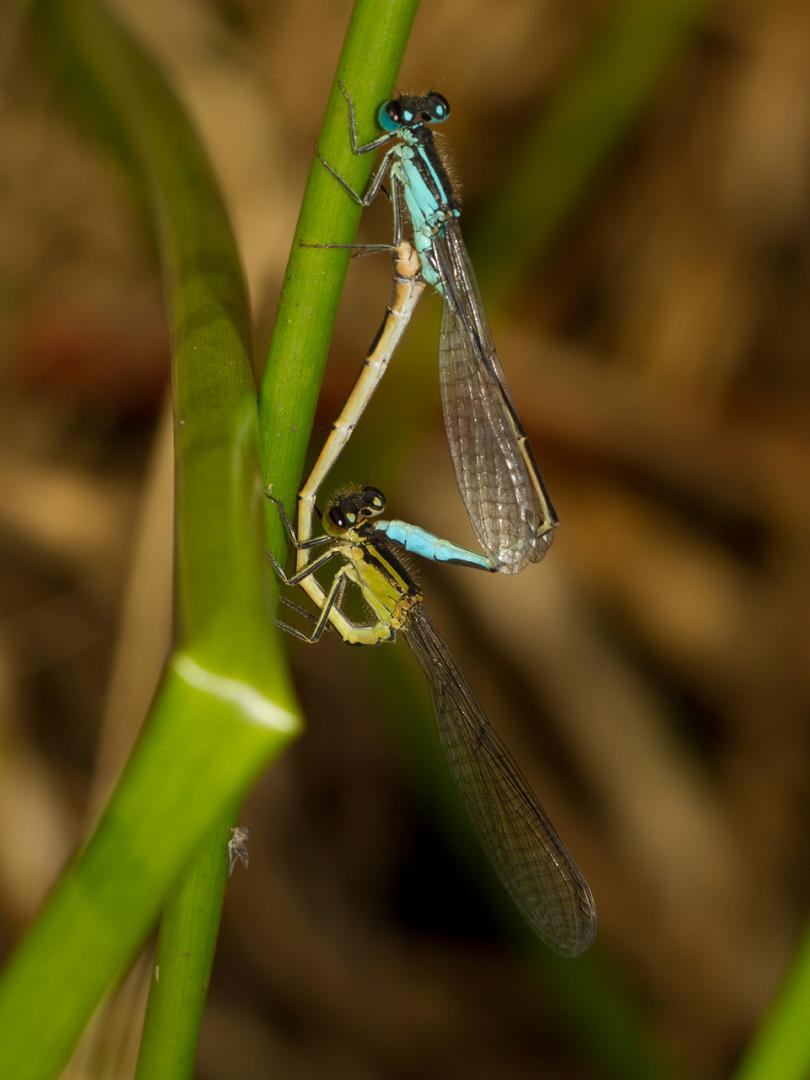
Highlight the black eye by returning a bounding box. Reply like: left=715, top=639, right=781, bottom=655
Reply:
left=386, top=102, right=400, bottom=123
left=329, top=508, right=344, bottom=528
left=428, top=92, right=450, bottom=121
left=363, top=486, right=385, bottom=512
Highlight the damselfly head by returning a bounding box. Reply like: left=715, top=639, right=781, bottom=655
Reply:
left=325, top=486, right=386, bottom=535
left=378, top=92, right=451, bottom=133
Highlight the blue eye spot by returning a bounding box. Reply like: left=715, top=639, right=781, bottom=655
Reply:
left=428, top=94, right=451, bottom=123
left=403, top=110, right=413, bottom=122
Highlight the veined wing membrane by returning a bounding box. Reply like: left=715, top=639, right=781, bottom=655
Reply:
left=434, top=223, right=557, bottom=573
left=404, top=604, right=596, bottom=956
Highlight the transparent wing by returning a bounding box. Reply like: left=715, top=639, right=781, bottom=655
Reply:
left=404, top=604, right=596, bottom=956
left=432, top=222, right=557, bottom=573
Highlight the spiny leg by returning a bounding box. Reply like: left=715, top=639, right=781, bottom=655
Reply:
left=268, top=544, right=339, bottom=589
left=276, top=567, right=349, bottom=644
left=316, top=144, right=397, bottom=207
left=276, top=564, right=395, bottom=647
left=278, top=593, right=331, bottom=628
left=300, top=241, right=397, bottom=256
left=339, top=81, right=393, bottom=156
left=266, top=491, right=331, bottom=554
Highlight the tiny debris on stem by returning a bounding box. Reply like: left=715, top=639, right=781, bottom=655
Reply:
left=227, top=826, right=250, bottom=876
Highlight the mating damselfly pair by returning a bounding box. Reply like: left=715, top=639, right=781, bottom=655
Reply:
left=269, top=87, right=596, bottom=957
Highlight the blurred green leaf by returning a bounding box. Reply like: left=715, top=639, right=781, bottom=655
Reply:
left=471, top=0, right=706, bottom=305
left=734, top=923, right=810, bottom=1080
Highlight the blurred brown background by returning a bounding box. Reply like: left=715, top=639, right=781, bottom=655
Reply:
left=1, top=1, right=809, bottom=1077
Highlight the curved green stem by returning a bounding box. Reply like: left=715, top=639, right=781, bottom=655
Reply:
left=259, top=0, right=421, bottom=545
left=0, top=2, right=300, bottom=1076
left=135, top=802, right=241, bottom=1080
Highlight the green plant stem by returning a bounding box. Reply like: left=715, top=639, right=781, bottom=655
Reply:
left=0, top=3, right=299, bottom=1077
left=734, top=923, right=810, bottom=1080
left=259, top=0, right=420, bottom=550
left=135, top=803, right=241, bottom=1080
